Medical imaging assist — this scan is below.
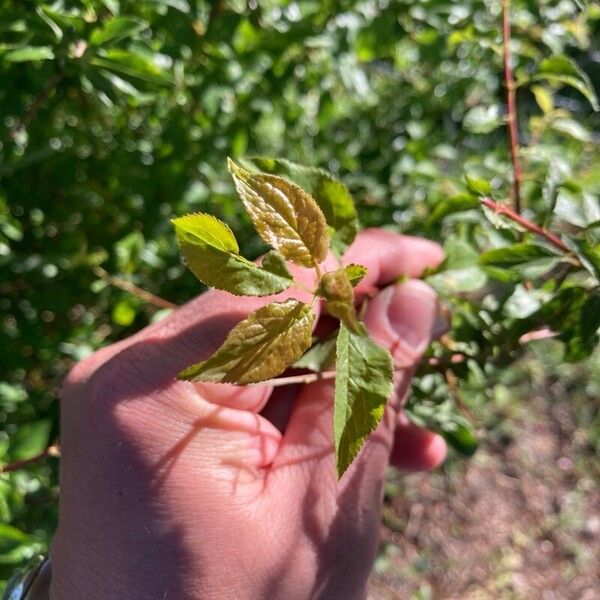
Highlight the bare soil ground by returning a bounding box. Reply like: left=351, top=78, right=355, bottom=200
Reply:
left=368, top=393, right=600, bottom=600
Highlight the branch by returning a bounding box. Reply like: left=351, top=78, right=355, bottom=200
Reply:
left=249, top=371, right=336, bottom=387
left=0, top=444, right=60, bottom=474
left=93, top=266, right=177, bottom=310
left=480, top=197, right=570, bottom=254
left=502, top=0, right=523, bottom=213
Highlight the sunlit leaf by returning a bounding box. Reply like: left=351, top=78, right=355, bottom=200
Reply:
left=3, top=46, right=54, bottom=62
left=345, top=264, right=367, bottom=287
left=172, top=213, right=292, bottom=296
left=293, top=334, right=337, bottom=371
left=178, top=300, right=315, bottom=384
left=228, top=159, right=329, bottom=267
left=334, top=323, right=393, bottom=477
left=90, top=17, right=147, bottom=46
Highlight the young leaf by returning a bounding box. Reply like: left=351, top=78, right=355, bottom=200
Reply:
left=172, top=213, right=292, bottom=296
left=465, top=174, right=492, bottom=196
left=334, top=323, right=394, bottom=478
left=178, top=299, right=315, bottom=384
left=317, top=268, right=360, bottom=332
left=243, top=157, right=359, bottom=256
left=480, top=243, right=557, bottom=266
left=532, top=55, right=599, bottom=112
left=228, top=158, right=329, bottom=267
left=345, top=264, right=367, bottom=287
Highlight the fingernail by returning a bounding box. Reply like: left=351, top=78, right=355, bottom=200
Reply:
left=386, top=280, right=438, bottom=355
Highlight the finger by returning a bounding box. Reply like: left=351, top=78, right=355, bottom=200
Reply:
left=271, top=279, right=440, bottom=485
left=389, top=414, right=447, bottom=471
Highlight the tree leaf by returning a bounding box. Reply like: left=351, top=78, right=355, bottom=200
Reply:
left=3, top=46, right=54, bottom=62
left=178, top=300, right=315, bottom=384
left=90, top=17, right=147, bottom=46
left=228, top=159, right=329, bottom=267
left=242, top=157, right=359, bottom=256
left=464, top=174, right=491, bottom=196
left=334, top=323, right=393, bottom=478
left=531, top=85, right=553, bottom=114
left=426, top=194, right=479, bottom=225
left=345, top=264, right=367, bottom=287
left=91, top=49, right=171, bottom=84
left=172, top=213, right=292, bottom=296
left=532, top=55, right=599, bottom=111
left=480, top=243, right=557, bottom=266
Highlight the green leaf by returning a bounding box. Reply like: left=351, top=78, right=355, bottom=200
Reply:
left=91, top=49, right=171, bottom=84
left=463, top=105, right=502, bottom=134
left=172, top=213, right=292, bottom=296
left=480, top=243, right=557, bottom=266
left=112, top=298, right=137, bottom=326
left=334, top=323, right=393, bottom=477
left=242, top=157, right=358, bottom=256
left=293, top=334, right=337, bottom=371
left=426, top=194, right=480, bottom=225
left=568, top=239, right=600, bottom=283
left=228, top=159, right=329, bottom=267
left=532, top=55, right=599, bottom=111
left=7, top=420, right=51, bottom=462
left=178, top=299, right=315, bottom=384
left=581, top=289, right=600, bottom=338
left=345, top=264, right=367, bottom=287
left=441, top=419, right=478, bottom=456
left=90, top=17, right=147, bottom=46
left=464, top=174, right=491, bottom=196
left=550, top=118, right=591, bottom=142
left=3, top=46, right=54, bottom=62
left=531, top=85, right=553, bottom=114
left=317, top=268, right=360, bottom=331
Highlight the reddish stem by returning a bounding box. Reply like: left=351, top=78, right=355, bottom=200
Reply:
left=0, top=444, right=60, bottom=474
left=480, top=197, right=570, bottom=253
left=502, top=0, right=523, bottom=214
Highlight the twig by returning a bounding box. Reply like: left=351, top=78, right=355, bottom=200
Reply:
left=0, top=444, right=60, bottom=474
left=9, top=72, right=65, bottom=140
left=249, top=371, right=336, bottom=387
left=93, top=266, right=177, bottom=310
left=480, top=197, right=570, bottom=254
left=502, top=0, right=523, bottom=213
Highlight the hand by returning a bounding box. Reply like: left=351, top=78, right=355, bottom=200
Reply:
left=50, top=229, right=447, bottom=600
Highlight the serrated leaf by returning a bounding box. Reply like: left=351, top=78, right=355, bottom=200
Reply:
left=90, top=16, right=147, bottom=46
left=480, top=243, right=557, bottom=266
left=533, top=55, right=599, bottom=111
left=178, top=300, right=314, bottom=384
left=172, top=213, right=292, bottom=296
left=334, top=323, right=393, bottom=477
left=241, top=157, right=358, bottom=256
left=345, top=264, right=367, bottom=287
left=465, top=174, right=491, bottom=196
left=293, top=334, right=337, bottom=371
left=228, top=159, right=329, bottom=267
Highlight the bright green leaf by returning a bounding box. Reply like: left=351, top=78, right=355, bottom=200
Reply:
left=465, top=174, right=492, bottom=196
left=178, top=300, right=315, bottom=384
left=531, top=85, right=554, bottom=114
left=334, top=323, right=393, bottom=477
left=91, top=49, right=171, bottom=84
left=533, top=55, right=599, bottom=111
left=7, top=420, right=51, bottom=462
left=90, top=17, right=147, bottom=46
left=345, top=264, right=367, bottom=287
left=3, top=46, right=54, bottom=62
left=228, top=159, right=329, bottom=267
left=480, top=243, right=557, bottom=266
left=172, top=213, right=292, bottom=296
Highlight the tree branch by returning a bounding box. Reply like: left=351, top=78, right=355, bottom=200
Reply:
left=0, top=444, right=60, bottom=474
left=480, top=197, right=570, bottom=254
left=93, top=266, right=177, bottom=310
left=502, top=0, right=523, bottom=213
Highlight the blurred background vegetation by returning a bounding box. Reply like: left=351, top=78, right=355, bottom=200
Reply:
left=1, top=0, right=599, bottom=597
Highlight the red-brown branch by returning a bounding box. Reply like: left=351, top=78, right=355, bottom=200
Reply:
left=480, top=197, right=570, bottom=254
left=502, top=0, right=523, bottom=213
left=0, top=444, right=60, bottom=474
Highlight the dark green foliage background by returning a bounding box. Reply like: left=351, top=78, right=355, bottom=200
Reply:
left=1, top=0, right=599, bottom=590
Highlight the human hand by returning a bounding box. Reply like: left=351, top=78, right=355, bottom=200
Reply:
left=50, top=229, right=447, bottom=600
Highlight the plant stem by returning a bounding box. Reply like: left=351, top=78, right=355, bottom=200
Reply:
left=0, top=444, right=61, bottom=474
left=250, top=371, right=336, bottom=387
left=93, top=266, right=177, bottom=310
left=480, top=197, right=570, bottom=254
left=502, top=0, right=523, bottom=213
